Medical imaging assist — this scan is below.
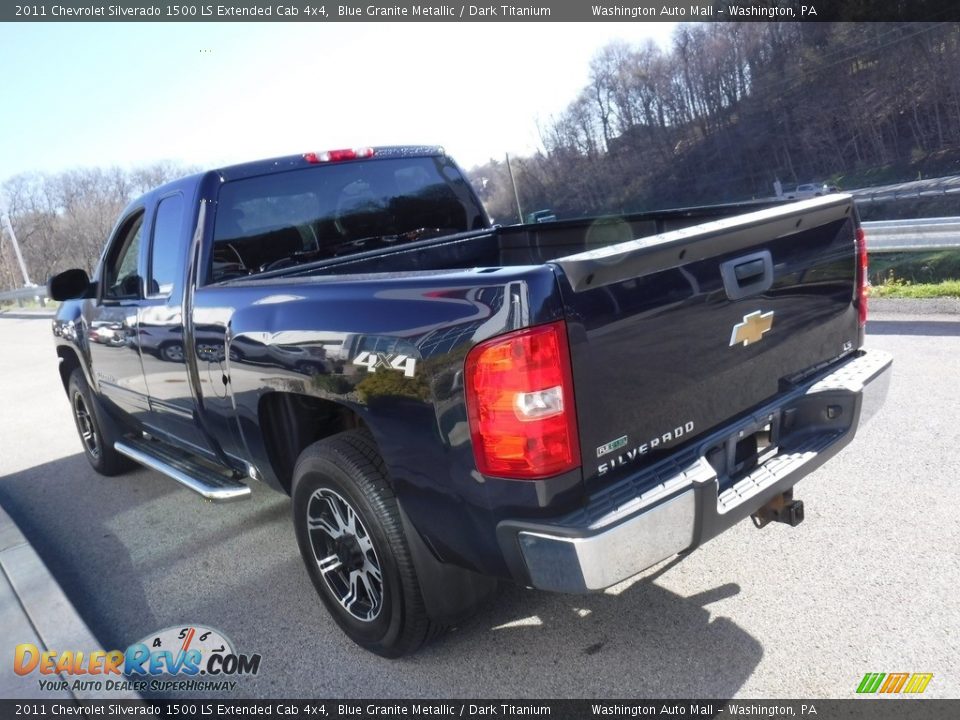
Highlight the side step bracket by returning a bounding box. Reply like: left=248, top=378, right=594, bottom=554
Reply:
left=114, top=437, right=251, bottom=502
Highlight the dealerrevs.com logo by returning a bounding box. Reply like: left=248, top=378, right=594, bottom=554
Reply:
left=14, top=625, right=261, bottom=694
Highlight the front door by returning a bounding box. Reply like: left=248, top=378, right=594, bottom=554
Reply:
left=87, top=209, right=150, bottom=421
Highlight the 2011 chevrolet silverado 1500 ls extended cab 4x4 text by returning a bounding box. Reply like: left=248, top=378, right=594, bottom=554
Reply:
left=48, top=146, right=891, bottom=656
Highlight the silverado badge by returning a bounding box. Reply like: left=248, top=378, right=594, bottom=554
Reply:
left=730, top=310, right=774, bottom=347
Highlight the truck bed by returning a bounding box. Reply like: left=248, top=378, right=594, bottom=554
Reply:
left=230, top=200, right=782, bottom=281
left=225, top=195, right=861, bottom=489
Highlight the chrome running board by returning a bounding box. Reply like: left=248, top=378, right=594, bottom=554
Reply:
left=115, top=437, right=251, bottom=502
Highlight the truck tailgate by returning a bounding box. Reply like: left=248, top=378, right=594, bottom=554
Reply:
left=553, top=195, right=862, bottom=485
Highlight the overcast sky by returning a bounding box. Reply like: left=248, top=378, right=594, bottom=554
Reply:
left=0, top=22, right=675, bottom=182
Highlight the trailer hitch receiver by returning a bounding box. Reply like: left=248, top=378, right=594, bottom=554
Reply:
left=751, top=489, right=805, bottom=529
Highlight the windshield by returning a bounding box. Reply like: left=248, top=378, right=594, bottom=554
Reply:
left=209, top=155, right=487, bottom=281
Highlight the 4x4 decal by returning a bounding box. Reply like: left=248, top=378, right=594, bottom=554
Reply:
left=352, top=351, right=417, bottom=378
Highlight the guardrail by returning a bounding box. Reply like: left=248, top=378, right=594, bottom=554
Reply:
left=851, top=174, right=960, bottom=204
left=861, top=217, right=960, bottom=253
left=0, top=285, right=48, bottom=307
left=1, top=217, right=958, bottom=306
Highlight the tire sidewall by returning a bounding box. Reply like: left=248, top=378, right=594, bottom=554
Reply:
left=292, top=451, right=406, bottom=652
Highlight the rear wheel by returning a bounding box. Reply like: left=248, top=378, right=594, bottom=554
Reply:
left=68, top=368, right=134, bottom=476
left=291, top=430, right=438, bottom=657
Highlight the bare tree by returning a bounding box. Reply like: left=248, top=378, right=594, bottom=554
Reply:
left=505, top=21, right=960, bottom=217
left=1, top=162, right=195, bottom=289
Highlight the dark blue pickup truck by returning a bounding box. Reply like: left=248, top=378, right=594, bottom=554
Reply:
left=49, top=146, right=891, bottom=656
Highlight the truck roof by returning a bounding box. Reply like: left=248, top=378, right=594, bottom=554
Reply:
left=113, top=145, right=453, bottom=236
left=214, top=145, right=446, bottom=181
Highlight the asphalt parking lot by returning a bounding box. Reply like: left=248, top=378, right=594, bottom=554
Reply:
left=0, top=312, right=957, bottom=699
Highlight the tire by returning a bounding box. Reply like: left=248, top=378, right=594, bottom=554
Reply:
left=291, top=430, right=438, bottom=657
left=160, top=343, right=185, bottom=363
left=68, top=368, right=134, bottom=476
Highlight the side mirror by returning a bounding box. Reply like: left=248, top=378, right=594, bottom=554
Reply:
left=48, top=268, right=92, bottom=301
left=120, top=274, right=142, bottom=298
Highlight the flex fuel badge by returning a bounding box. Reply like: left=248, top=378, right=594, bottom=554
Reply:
left=597, top=435, right=629, bottom=458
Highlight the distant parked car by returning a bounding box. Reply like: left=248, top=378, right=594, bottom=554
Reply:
left=788, top=182, right=838, bottom=199
left=526, top=209, right=557, bottom=224
left=788, top=183, right=825, bottom=199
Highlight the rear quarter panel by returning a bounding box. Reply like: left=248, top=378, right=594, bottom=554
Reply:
left=194, top=266, right=571, bottom=576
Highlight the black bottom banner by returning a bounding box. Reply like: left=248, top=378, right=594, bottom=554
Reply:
left=1, top=700, right=956, bottom=720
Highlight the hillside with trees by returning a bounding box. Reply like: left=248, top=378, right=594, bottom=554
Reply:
left=471, top=22, right=960, bottom=223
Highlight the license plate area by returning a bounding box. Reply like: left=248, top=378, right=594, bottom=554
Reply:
left=707, top=411, right=782, bottom=485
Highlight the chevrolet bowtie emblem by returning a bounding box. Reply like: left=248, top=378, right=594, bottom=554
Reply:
left=730, top=310, right=774, bottom=347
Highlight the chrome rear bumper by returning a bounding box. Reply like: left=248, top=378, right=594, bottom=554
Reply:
left=499, top=348, right=892, bottom=593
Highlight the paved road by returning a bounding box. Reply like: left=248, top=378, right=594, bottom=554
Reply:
left=1, top=315, right=958, bottom=699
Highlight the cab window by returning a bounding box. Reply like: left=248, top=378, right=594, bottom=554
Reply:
left=103, top=212, right=144, bottom=300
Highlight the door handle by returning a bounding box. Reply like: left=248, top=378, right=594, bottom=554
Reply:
left=720, top=250, right=773, bottom=300
left=734, top=258, right=766, bottom=283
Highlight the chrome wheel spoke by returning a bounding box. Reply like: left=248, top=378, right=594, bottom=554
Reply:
left=328, top=497, right=356, bottom=535
left=358, top=571, right=380, bottom=617
left=308, top=514, right=341, bottom=539
left=363, top=558, right=382, bottom=584
left=317, top=554, right=342, bottom=576
left=73, top=395, right=99, bottom=457
left=340, top=571, right=361, bottom=613
left=356, top=533, right=373, bottom=554
left=75, top=407, right=90, bottom=435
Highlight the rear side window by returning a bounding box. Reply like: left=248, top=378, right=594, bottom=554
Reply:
left=209, top=156, right=487, bottom=282
left=148, top=194, right=187, bottom=298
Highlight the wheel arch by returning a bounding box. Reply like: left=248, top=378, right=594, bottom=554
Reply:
left=257, top=391, right=371, bottom=495
left=57, top=345, right=87, bottom=395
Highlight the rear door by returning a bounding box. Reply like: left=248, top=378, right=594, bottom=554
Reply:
left=554, top=195, right=861, bottom=485
left=138, top=190, right=214, bottom=456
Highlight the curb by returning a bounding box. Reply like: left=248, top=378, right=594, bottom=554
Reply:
left=0, top=504, right=141, bottom=701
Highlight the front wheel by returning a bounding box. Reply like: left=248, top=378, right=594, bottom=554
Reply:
left=68, top=368, right=134, bottom=476
left=291, top=430, right=439, bottom=657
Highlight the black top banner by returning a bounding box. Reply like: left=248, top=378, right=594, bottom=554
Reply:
left=5, top=0, right=960, bottom=22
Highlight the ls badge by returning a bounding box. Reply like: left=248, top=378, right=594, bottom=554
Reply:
left=730, top=310, right=774, bottom=347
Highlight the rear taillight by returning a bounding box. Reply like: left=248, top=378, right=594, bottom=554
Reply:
left=856, top=226, right=868, bottom=327
left=465, top=321, right=580, bottom=480
left=303, top=147, right=375, bottom=163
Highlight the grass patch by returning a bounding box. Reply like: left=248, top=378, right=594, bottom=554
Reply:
left=868, top=250, right=960, bottom=285
left=869, top=250, right=960, bottom=297
left=869, top=279, right=960, bottom=298
left=0, top=299, right=58, bottom=312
